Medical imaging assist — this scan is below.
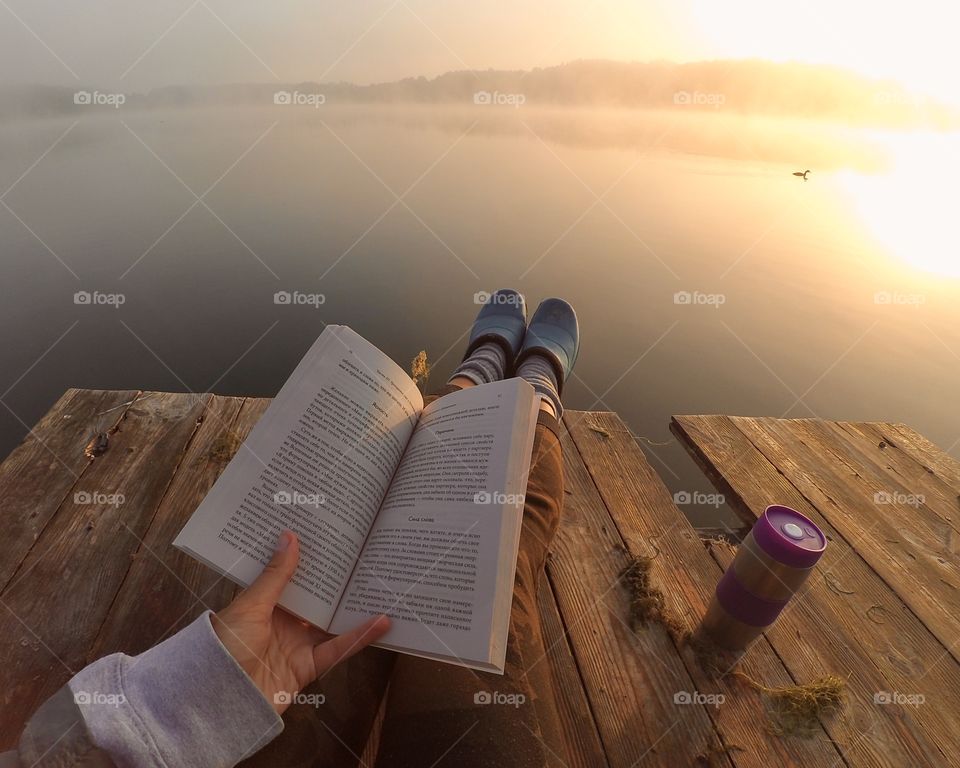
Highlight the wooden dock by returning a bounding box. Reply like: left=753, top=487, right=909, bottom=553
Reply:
left=0, top=390, right=958, bottom=766
left=671, top=415, right=960, bottom=766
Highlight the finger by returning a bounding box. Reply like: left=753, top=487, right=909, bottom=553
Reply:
left=243, top=530, right=299, bottom=609
left=314, top=615, right=391, bottom=671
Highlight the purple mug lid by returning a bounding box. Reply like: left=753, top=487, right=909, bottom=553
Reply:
left=752, top=505, right=826, bottom=568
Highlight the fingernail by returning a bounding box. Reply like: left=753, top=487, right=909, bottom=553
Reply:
left=278, top=531, right=293, bottom=551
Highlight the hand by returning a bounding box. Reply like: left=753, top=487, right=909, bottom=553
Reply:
left=212, top=530, right=390, bottom=715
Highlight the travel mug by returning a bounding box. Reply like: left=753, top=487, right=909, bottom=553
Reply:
left=698, top=505, right=827, bottom=652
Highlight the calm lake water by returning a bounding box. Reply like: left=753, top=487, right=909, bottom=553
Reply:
left=2, top=104, right=958, bottom=527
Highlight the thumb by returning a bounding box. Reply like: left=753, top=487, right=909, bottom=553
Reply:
left=244, top=530, right=299, bottom=608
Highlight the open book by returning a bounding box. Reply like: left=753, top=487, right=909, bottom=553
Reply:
left=174, top=326, right=539, bottom=673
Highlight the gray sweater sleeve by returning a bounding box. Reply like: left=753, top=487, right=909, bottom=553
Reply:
left=3, top=610, right=283, bottom=767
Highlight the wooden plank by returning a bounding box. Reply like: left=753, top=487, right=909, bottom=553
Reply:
left=0, top=392, right=208, bottom=748
left=87, top=393, right=251, bottom=658
left=831, top=421, right=960, bottom=537
left=358, top=685, right=387, bottom=767
left=567, top=412, right=843, bottom=768
left=549, top=415, right=729, bottom=767
left=536, top=575, right=609, bottom=768
left=880, top=424, right=960, bottom=491
left=672, top=415, right=960, bottom=765
left=0, top=388, right=140, bottom=590
left=741, top=417, right=960, bottom=668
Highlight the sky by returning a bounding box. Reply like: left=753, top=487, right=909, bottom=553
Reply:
left=1, top=0, right=957, bottom=102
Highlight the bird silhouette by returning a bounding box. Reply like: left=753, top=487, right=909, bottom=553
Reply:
left=792, top=169, right=810, bottom=180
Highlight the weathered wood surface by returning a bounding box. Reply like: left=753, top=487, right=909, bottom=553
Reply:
left=0, top=391, right=208, bottom=745
left=0, top=390, right=611, bottom=763
left=563, top=412, right=842, bottom=768
left=88, top=394, right=251, bottom=660
left=673, top=414, right=960, bottom=766
left=547, top=418, right=728, bottom=767
left=536, top=580, right=608, bottom=768
left=0, top=388, right=139, bottom=592
left=2, top=390, right=958, bottom=766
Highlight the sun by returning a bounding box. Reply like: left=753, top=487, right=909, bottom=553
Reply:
left=836, top=133, right=960, bottom=278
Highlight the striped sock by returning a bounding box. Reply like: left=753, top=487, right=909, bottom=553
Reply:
left=517, top=354, right=562, bottom=419
left=449, top=342, right=508, bottom=386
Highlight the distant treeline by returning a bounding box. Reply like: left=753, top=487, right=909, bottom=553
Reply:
left=2, top=59, right=955, bottom=128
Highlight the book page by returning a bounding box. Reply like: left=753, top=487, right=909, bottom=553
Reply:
left=328, top=378, right=538, bottom=670
left=174, top=326, right=423, bottom=629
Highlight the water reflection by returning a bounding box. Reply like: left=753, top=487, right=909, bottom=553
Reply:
left=1, top=105, right=958, bottom=528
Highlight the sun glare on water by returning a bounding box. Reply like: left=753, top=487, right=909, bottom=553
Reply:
left=836, top=132, right=960, bottom=278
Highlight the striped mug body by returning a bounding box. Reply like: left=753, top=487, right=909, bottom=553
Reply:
left=698, top=505, right=827, bottom=652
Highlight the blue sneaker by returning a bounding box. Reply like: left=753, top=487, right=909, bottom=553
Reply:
left=463, top=289, right=528, bottom=370
left=515, top=298, right=579, bottom=394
